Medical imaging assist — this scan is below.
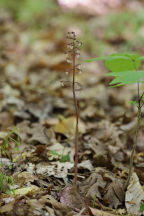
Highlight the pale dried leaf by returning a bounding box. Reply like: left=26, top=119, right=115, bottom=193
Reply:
left=78, top=160, right=94, bottom=171
left=36, top=161, right=73, bottom=179
left=48, top=143, right=75, bottom=162
left=15, top=185, right=39, bottom=195
left=125, top=173, right=144, bottom=215
left=28, top=123, right=48, bottom=144
left=89, top=207, right=116, bottom=216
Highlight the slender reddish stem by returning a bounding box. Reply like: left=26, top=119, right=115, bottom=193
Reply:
left=72, top=39, right=79, bottom=185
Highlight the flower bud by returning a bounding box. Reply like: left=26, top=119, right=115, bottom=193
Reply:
left=65, top=71, right=69, bottom=75
left=66, top=58, right=72, bottom=63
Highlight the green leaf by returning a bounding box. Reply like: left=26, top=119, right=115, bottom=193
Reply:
left=8, top=176, right=14, bottom=184
left=84, top=57, right=110, bottom=62
left=0, top=162, right=4, bottom=168
left=9, top=165, right=13, bottom=170
left=139, top=201, right=144, bottom=212
left=139, top=56, right=144, bottom=60
left=15, top=147, right=20, bottom=152
left=6, top=189, right=15, bottom=195
left=49, top=150, right=59, bottom=156
left=106, top=70, right=144, bottom=87
left=0, top=174, right=4, bottom=190
left=92, top=195, right=97, bottom=208
left=84, top=55, right=130, bottom=62
left=105, top=53, right=140, bottom=72
left=60, top=154, right=70, bottom=163
left=128, top=100, right=138, bottom=106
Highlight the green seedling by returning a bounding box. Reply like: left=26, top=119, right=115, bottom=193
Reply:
left=92, top=195, right=97, bottom=208
left=0, top=127, right=21, bottom=167
left=85, top=53, right=144, bottom=190
left=49, top=150, right=59, bottom=156
left=0, top=172, right=15, bottom=193
left=60, top=154, right=70, bottom=163
left=49, top=150, right=70, bottom=162
left=0, top=128, right=20, bottom=194
left=139, top=201, right=144, bottom=212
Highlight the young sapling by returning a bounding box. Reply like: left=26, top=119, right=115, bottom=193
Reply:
left=85, top=53, right=144, bottom=190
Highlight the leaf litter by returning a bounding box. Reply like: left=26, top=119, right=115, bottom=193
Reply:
left=1, top=2, right=144, bottom=216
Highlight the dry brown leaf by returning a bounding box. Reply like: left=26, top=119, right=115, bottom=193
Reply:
left=80, top=167, right=124, bottom=209
left=119, top=119, right=137, bottom=134
left=28, top=123, right=48, bottom=144
left=54, top=116, right=85, bottom=136
left=87, top=120, right=123, bottom=147
left=26, top=199, right=43, bottom=214
left=60, top=185, right=84, bottom=210
left=44, top=194, right=76, bottom=216
left=45, top=206, right=55, bottom=216
left=16, top=120, right=31, bottom=144
left=89, top=207, right=116, bottom=216
left=41, top=194, right=71, bottom=210
left=80, top=168, right=107, bottom=199
left=13, top=171, right=38, bottom=186
left=27, top=198, right=56, bottom=216
left=0, top=111, right=14, bottom=129
left=103, top=179, right=124, bottom=208
left=78, top=160, right=94, bottom=171
left=0, top=200, right=15, bottom=214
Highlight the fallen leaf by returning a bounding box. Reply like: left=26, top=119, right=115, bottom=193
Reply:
left=60, top=184, right=83, bottom=210
left=103, top=179, right=124, bottom=208
left=13, top=171, right=38, bottom=186
left=28, top=123, right=48, bottom=144
left=36, top=161, right=74, bottom=179
left=54, top=116, right=86, bottom=136
left=0, top=200, right=15, bottom=214
left=47, top=143, right=75, bottom=162
left=89, top=207, right=116, bottom=216
left=40, top=194, right=74, bottom=215
left=80, top=168, right=107, bottom=199
left=80, top=167, right=124, bottom=209
left=78, top=160, right=94, bottom=171
left=125, top=172, right=144, bottom=215
left=15, top=185, right=39, bottom=195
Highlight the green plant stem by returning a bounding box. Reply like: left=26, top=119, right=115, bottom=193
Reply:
left=72, top=42, right=79, bottom=185
left=124, top=105, right=141, bottom=191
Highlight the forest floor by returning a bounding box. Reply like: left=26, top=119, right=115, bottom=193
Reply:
left=1, top=1, right=144, bottom=215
